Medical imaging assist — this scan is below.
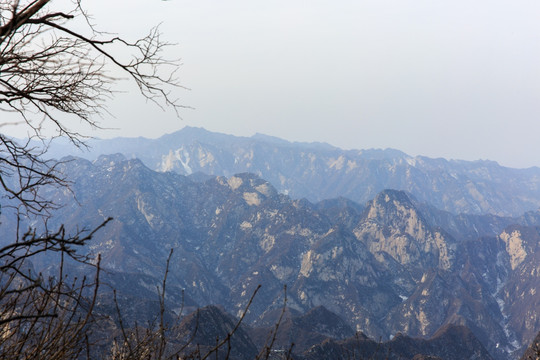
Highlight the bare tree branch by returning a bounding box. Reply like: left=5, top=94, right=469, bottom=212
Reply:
left=0, top=1, right=187, bottom=358
left=0, top=0, right=185, bottom=145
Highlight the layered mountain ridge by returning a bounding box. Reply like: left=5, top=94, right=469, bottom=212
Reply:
left=3, top=152, right=538, bottom=359
left=45, top=126, right=540, bottom=217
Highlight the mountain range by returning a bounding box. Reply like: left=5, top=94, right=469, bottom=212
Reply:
left=3, top=133, right=539, bottom=358
left=3, top=127, right=538, bottom=358
left=45, top=126, right=540, bottom=217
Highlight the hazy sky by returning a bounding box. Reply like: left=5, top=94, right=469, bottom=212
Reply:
left=4, top=1, right=540, bottom=168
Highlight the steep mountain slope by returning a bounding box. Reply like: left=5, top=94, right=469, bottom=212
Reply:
left=46, top=127, right=540, bottom=217
left=499, top=226, right=540, bottom=352
left=5, top=154, right=539, bottom=359
left=250, top=306, right=355, bottom=353
left=174, top=305, right=259, bottom=360
left=520, top=331, right=540, bottom=360
left=303, top=324, right=493, bottom=360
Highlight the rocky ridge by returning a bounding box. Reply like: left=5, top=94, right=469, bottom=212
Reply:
left=4, top=154, right=539, bottom=359
left=46, top=127, right=540, bottom=217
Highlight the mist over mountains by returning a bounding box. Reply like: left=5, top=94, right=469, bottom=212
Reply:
left=12, top=127, right=540, bottom=359
left=47, top=126, right=540, bottom=217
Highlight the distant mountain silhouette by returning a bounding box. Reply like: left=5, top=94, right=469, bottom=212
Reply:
left=45, top=126, right=540, bottom=216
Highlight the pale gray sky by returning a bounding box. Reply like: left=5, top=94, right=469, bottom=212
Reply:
left=4, top=1, right=540, bottom=168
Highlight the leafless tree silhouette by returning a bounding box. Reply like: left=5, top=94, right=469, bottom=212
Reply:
left=0, top=1, right=184, bottom=358
left=0, top=0, right=184, bottom=143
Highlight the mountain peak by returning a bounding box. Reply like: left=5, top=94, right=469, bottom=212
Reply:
left=92, top=153, right=127, bottom=167
left=227, top=173, right=278, bottom=200
left=364, top=190, right=417, bottom=222
left=357, top=190, right=454, bottom=269
left=177, top=306, right=258, bottom=360
left=375, top=189, right=414, bottom=205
